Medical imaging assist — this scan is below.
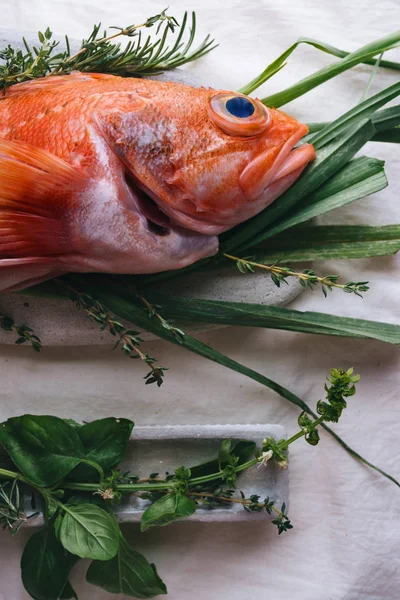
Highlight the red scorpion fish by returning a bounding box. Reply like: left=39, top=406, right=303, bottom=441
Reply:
left=0, top=72, right=315, bottom=292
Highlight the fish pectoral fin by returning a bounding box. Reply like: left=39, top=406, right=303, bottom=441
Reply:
left=0, top=138, right=87, bottom=291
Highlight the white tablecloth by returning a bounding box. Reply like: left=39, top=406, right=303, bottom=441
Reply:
left=0, top=1, right=399, bottom=599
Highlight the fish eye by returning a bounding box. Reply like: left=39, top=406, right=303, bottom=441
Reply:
left=226, top=97, right=255, bottom=118
left=208, top=92, right=270, bottom=137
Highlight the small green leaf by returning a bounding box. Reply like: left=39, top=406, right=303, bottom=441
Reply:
left=0, top=415, right=86, bottom=486
left=141, top=493, right=196, bottom=531
left=21, top=526, right=68, bottom=600
left=174, top=466, right=191, bottom=481
left=306, top=428, right=320, bottom=446
left=57, top=504, right=119, bottom=560
left=298, top=412, right=313, bottom=428
left=87, top=535, right=167, bottom=598
left=218, top=439, right=232, bottom=465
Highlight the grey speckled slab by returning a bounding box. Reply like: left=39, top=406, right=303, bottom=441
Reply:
left=0, top=274, right=303, bottom=346
left=0, top=29, right=305, bottom=346
left=24, top=423, right=288, bottom=526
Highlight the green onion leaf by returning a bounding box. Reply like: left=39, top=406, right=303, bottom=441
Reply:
left=145, top=294, right=400, bottom=345
left=308, top=82, right=400, bottom=148
left=222, top=119, right=376, bottom=253
left=247, top=157, right=387, bottom=245
left=261, top=30, right=400, bottom=107
left=239, top=35, right=400, bottom=96
left=247, top=224, right=400, bottom=262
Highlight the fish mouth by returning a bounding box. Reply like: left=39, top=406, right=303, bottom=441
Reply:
left=269, top=143, right=316, bottom=185
left=239, top=127, right=316, bottom=202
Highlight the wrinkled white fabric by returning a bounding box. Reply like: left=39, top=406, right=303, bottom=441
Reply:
left=0, top=1, right=399, bottom=599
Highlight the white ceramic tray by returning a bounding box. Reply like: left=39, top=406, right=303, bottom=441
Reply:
left=24, top=423, right=289, bottom=525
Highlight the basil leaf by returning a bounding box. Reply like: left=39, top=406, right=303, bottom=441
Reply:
left=21, top=526, right=68, bottom=600
left=230, top=440, right=257, bottom=463
left=57, top=504, right=119, bottom=560
left=0, top=415, right=85, bottom=486
left=87, top=536, right=167, bottom=598
left=190, top=439, right=256, bottom=479
left=63, top=419, right=82, bottom=430
left=46, top=496, right=60, bottom=520
left=59, top=580, right=78, bottom=600
left=59, top=554, right=80, bottom=600
left=69, top=417, right=134, bottom=482
left=141, top=493, right=196, bottom=531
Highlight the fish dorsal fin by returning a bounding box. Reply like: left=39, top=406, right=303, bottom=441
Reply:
left=3, top=71, right=115, bottom=97
left=0, top=138, right=87, bottom=264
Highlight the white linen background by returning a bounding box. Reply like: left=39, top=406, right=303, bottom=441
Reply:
left=0, top=0, right=399, bottom=599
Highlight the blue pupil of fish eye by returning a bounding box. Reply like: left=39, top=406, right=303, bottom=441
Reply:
left=225, top=97, right=255, bottom=118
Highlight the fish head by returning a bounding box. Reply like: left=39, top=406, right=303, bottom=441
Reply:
left=106, top=82, right=316, bottom=235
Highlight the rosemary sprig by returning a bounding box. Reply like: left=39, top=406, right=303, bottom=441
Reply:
left=224, top=253, right=370, bottom=298
left=0, top=481, right=31, bottom=535
left=57, top=280, right=167, bottom=386
left=0, top=11, right=216, bottom=91
left=0, top=312, right=42, bottom=351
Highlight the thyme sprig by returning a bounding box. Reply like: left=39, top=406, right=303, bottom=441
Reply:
left=0, top=10, right=216, bottom=91
left=139, top=295, right=185, bottom=343
left=224, top=253, right=370, bottom=297
left=58, top=281, right=167, bottom=386
left=189, top=491, right=292, bottom=533
left=0, top=312, right=42, bottom=352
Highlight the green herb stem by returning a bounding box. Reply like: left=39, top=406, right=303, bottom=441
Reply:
left=280, top=416, right=325, bottom=449
left=63, top=417, right=326, bottom=495
left=62, top=481, right=173, bottom=493
left=224, top=253, right=369, bottom=297
left=0, top=467, right=22, bottom=481
left=0, top=467, right=46, bottom=496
